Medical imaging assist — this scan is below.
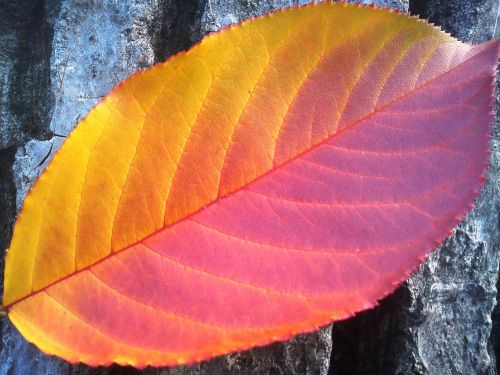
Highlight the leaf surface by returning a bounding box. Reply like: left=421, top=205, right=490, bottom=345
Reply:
left=4, top=2, right=499, bottom=367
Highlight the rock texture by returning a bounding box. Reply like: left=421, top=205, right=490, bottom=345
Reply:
left=0, top=0, right=497, bottom=374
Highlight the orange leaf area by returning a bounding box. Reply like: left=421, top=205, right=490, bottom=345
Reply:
left=4, top=2, right=499, bottom=368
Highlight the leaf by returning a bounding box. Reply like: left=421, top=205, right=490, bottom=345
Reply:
left=3, top=2, right=499, bottom=368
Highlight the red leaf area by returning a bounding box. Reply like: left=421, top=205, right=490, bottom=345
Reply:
left=12, top=39, right=497, bottom=367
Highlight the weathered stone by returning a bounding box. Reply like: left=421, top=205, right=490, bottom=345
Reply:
left=410, top=0, right=498, bottom=43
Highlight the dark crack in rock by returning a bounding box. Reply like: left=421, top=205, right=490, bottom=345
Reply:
left=0, top=0, right=59, bottom=150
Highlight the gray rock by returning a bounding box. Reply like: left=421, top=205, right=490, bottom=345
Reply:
left=410, top=0, right=498, bottom=43
left=2, top=0, right=498, bottom=375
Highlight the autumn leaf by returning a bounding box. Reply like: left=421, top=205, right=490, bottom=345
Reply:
left=3, top=2, right=499, bottom=368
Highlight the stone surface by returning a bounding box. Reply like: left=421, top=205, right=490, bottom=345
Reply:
left=2, top=0, right=499, bottom=374
left=411, top=0, right=498, bottom=44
